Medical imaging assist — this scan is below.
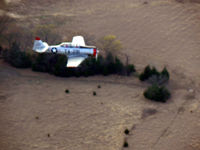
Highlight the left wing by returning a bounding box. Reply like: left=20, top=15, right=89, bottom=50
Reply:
left=67, top=55, right=88, bottom=67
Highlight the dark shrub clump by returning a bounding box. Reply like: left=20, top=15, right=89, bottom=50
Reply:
left=139, top=65, right=169, bottom=85
left=3, top=42, right=31, bottom=68
left=124, top=129, right=130, bottom=135
left=123, top=141, right=129, bottom=148
left=2, top=42, right=136, bottom=78
left=93, top=91, right=96, bottom=96
left=144, top=84, right=171, bottom=103
left=65, top=89, right=69, bottom=93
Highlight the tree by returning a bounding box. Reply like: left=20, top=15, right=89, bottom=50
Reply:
left=98, top=35, right=122, bottom=54
left=144, top=84, right=171, bottom=103
left=33, top=24, right=61, bottom=44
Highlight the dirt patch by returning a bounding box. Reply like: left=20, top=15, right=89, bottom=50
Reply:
left=141, top=108, right=158, bottom=119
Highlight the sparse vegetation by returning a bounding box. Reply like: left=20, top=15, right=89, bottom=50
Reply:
left=124, top=129, right=130, bottom=135
left=65, top=89, right=69, bottom=93
left=2, top=42, right=31, bottom=68
left=140, top=65, right=171, bottom=102
left=123, top=141, right=129, bottom=148
left=139, top=65, right=169, bottom=85
left=97, top=85, right=101, bottom=88
left=98, top=35, right=122, bottom=54
left=93, top=91, right=97, bottom=96
left=144, top=84, right=171, bottom=103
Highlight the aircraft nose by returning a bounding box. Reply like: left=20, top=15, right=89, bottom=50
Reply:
left=93, top=48, right=97, bottom=56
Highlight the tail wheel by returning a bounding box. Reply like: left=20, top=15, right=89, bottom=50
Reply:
left=51, top=47, right=57, bottom=54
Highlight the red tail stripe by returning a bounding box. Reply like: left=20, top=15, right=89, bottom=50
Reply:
left=35, top=37, right=40, bottom=40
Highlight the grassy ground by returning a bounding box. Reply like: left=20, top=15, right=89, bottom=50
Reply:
left=1, top=0, right=200, bottom=149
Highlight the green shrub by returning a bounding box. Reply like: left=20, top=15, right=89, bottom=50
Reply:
left=79, top=53, right=135, bottom=76
left=144, top=84, right=170, bottom=103
left=3, top=41, right=135, bottom=77
left=123, top=141, right=129, bottom=148
left=3, top=42, right=31, bottom=68
left=139, top=65, right=152, bottom=81
left=124, top=129, right=130, bottom=135
left=126, top=64, right=135, bottom=76
left=161, top=67, right=170, bottom=80
left=139, top=65, right=169, bottom=85
left=65, top=89, right=69, bottom=93
left=93, top=91, right=96, bottom=96
left=31, top=53, right=51, bottom=72
left=50, top=55, right=67, bottom=76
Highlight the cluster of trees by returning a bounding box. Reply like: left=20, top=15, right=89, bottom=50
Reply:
left=0, top=15, right=135, bottom=78
left=2, top=42, right=31, bottom=68
left=1, top=42, right=135, bottom=77
left=139, top=65, right=171, bottom=102
left=0, top=14, right=172, bottom=103
left=139, top=65, right=169, bottom=84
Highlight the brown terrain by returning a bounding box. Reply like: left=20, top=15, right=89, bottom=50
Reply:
left=1, top=0, right=200, bottom=150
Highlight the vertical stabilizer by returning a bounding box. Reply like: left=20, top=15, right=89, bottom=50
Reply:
left=33, top=37, right=49, bottom=53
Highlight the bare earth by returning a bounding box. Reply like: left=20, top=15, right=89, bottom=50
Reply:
left=1, top=0, right=200, bottom=150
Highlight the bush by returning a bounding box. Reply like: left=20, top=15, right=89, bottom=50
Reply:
left=139, top=65, right=169, bottom=85
left=126, top=64, right=135, bottom=76
left=31, top=53, right=51, bottom=72
left=139, top=65, right=152, bottom=81
left=3, top=42, right=31, bottom=68
left=123, top=141, right=129, bottom=148
left=50, top=55, right=67, bottom=76
left=3, top=41, right=135, bottom=77
left=161, top=67, right=170, bottom=80
left=98, top=35, right=122, bottom=54
left=93, top=91, right=96, bottom=96
left=144, top=84, right=171, bottom=103
left=65, top=89, right=69, bottom=93
left=78, top=53, right=135, bottom=76
left=124, top=129, right=130, bottom=135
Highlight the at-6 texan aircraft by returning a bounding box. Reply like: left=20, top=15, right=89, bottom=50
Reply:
left=33, top=36, right=99, bottom=67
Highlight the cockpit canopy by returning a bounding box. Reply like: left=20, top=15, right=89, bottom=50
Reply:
left=59, top=42, right=80, bottom=48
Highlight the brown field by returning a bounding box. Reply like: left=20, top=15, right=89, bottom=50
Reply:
left=1, top=0, right=200, bottom=150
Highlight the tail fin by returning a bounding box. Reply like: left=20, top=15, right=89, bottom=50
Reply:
left=33, top=37, right=49, bottom=53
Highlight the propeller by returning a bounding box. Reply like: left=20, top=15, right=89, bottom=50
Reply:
left=96, top=49, right=99, bottom=60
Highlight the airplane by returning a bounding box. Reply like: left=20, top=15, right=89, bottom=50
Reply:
left=33, top=36, right=99, bottom=68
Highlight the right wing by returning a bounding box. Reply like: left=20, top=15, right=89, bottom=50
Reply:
left=66, top=55, right=88, bottom=67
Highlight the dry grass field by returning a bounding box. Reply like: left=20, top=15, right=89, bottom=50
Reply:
left=1, top=0, right=200, bottom=150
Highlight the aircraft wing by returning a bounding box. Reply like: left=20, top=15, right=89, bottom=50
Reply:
left=72, top=36, right=86, bottom=46
left=67, top=55, right=88, bottom=67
